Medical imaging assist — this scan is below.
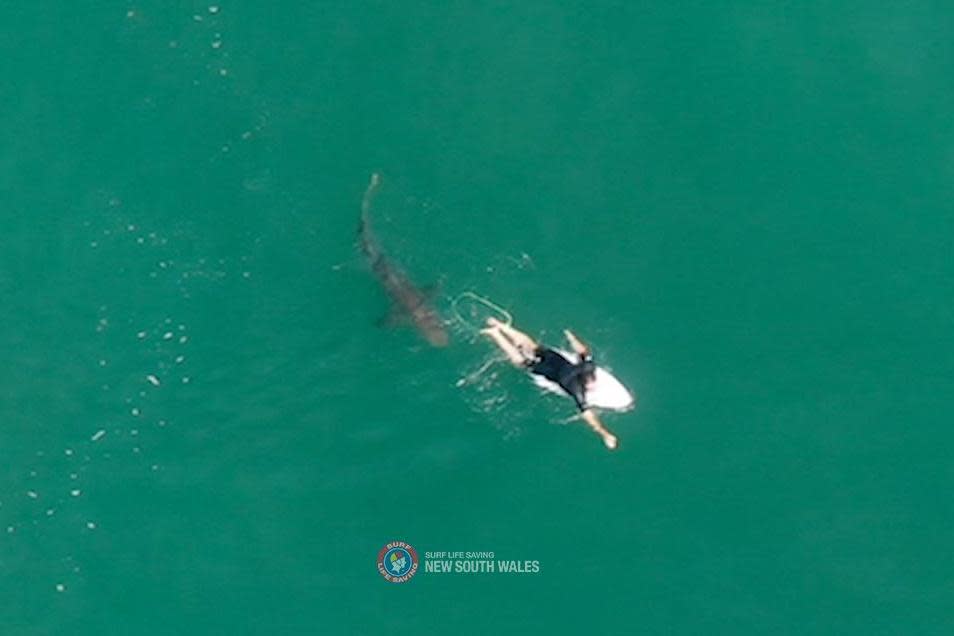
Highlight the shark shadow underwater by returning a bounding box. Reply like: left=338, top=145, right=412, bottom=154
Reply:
left=357, top=173, right=449, bottom=347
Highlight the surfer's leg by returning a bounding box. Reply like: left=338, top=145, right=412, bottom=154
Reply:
left=486, top=318, right=539, bottom=353
left=481, top=326, right=532, bottom=367
left=581, top=409, right=618, bottom=451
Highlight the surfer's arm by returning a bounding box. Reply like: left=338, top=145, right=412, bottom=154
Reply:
left=563, top=330, right=591, bottom=357
left=581, top=408, right=617, bottom=451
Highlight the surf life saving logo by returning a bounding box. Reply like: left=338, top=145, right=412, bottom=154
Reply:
left=377, top=541, right=419, bottom=583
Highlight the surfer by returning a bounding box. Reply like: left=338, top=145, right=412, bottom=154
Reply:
left=480, top=317, right=619, bottom=450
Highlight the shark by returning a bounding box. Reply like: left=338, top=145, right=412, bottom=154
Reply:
left=358, top=173, right=449, bottom=347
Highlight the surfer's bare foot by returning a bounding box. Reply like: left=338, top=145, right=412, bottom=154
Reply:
left=480, top=317, right=504, bottom=335
left=479, top=321, right=500, bottom=336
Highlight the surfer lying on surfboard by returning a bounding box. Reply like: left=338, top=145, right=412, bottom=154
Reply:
left=480, top=317, right=623, bottom=450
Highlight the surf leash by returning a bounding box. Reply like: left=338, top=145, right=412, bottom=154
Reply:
left=451, top=291, right=513, bottom=333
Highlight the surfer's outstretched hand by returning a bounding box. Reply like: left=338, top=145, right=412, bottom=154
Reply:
left=582, top=409, right=618, bottom=451
left=564, top=329, right=590, bottom=356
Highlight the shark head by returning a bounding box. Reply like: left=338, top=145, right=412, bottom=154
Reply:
left=413, top=306, right=449, bottom=347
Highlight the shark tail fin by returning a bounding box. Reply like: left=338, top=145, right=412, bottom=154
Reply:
left=358, top=173, right=382, bottom=260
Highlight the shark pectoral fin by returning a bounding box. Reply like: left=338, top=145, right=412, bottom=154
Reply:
left=377, top=305, right=411, bottom=328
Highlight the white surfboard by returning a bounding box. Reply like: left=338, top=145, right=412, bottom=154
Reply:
left=530, top=349, right=635, bottom=412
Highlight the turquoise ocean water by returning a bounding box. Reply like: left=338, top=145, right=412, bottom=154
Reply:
left=2, top=3, right=953, bottom=634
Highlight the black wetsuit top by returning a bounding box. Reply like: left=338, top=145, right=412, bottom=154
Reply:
left=527, top=347, right=596, bottom=412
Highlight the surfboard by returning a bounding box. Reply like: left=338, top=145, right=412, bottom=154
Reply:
left=530, top=349, right=635, bottom=412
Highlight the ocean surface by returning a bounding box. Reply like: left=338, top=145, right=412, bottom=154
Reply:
left=2, top=3, right=953, bottom=634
